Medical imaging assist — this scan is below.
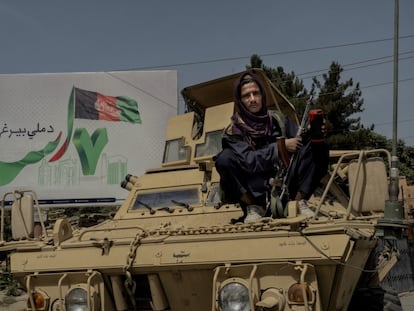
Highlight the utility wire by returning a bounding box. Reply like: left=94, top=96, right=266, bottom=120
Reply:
left=115, top=34, right=414, bottom=101
left=110, top=34, right=414, bottom=134
left=297, top=52, right=414, bottom=80
left=105, top=72, right=176, bottom=110
left=375, top=118, right=414, bottom=127
left=121, top=34, right=414, bottom=71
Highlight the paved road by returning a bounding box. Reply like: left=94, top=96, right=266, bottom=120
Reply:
left=0, top=290, right=26, bottom=311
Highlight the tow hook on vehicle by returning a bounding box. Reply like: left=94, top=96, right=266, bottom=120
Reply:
left=101, top=237, right=113, bottom=255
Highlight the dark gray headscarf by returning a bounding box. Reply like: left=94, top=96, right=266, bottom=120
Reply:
left=225, top=70, right=273, bottom=145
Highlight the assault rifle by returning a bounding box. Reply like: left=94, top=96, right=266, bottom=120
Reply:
left=270, top=96, right=314, bottom=218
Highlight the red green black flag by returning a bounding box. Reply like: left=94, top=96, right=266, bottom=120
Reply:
left=74, top=88, right=141, bottom=123
left=49, top=87, right=141, bottom=162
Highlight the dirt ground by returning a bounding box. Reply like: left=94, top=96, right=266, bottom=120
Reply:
left=0, top=290, right=27, bottom=311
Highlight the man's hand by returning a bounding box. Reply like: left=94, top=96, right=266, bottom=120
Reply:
left=285, top=137, right=302, bottom=153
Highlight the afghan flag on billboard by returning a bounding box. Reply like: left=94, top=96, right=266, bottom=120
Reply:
left=74, top=88, right=141, bottom=123
left=49, top=87, right=141, bottom=162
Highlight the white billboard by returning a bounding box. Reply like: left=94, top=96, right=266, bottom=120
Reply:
left=0, top=70, right=177, bottom=206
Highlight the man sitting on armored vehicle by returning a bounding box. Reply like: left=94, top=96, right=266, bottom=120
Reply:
left=214, top=70, right=329, bottom=223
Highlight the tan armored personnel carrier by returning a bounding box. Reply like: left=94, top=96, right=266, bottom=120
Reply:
left=0, top=70, right=410, bottom=311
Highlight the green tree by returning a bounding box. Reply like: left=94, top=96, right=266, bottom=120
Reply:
left=397, top=141, right=414, bottom=180
left=311, top=62, right=372, bottom=149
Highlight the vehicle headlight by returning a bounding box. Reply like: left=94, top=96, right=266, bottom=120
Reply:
left=218, top=281, right=250, bottom=311
left=65, top=287, right=88, bottom=311
left=65, top=284, right=100, bottom=311
left=287, top=282, right=314, bottom=304
left=26, top=290, right=49, bottom=310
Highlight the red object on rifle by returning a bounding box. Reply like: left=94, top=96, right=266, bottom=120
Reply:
left=309, top=109, right=325, bottom=142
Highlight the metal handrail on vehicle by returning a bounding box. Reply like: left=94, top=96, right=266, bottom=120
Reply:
left=0, top=189, right=48, bottom=242
left=315, top=149, right=392, bottom=220
left=77, top=225, right=150, bottom=241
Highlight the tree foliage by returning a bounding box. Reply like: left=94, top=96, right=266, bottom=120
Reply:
left=312, top=62, right=366, bottom=149
left=247, top=55, right=414, bottom=180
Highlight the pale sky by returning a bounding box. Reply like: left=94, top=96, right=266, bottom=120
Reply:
left=1, top=0, right=413, bottom=145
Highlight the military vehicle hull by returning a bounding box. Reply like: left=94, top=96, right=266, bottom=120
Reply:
left=1, top=69, right=412, bottom=311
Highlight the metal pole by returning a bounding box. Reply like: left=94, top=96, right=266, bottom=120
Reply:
left=389, top=0, right=399, bottom=202
left=377, top=0, right=407, bottom=239
left=392, top=0, right=399, bottom=152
